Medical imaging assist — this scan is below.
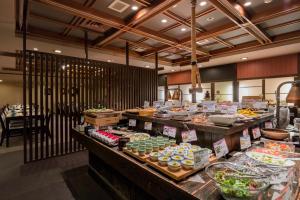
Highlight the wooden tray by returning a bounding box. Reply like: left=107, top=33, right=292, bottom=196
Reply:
left=84, top=115, right=120, bottom=127
left=123, top=148, right=216, bottom=181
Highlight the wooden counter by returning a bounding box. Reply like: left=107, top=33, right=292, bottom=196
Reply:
left=122, top=113, right=274, bottom=152
left=71, top=128, right=300, bottom=200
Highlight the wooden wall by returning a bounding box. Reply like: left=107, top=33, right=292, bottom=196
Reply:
left=237, top=54, right=299, bottom=79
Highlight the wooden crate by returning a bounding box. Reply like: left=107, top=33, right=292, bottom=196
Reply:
left=123, top=148, right=216, bottom=181
left=84, top=115, right=120, bottom=127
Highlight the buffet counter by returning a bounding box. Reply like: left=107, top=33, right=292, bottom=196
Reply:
left=71, top=128, right=300, bottom=200
left=122, top=113, right=274, bottom=152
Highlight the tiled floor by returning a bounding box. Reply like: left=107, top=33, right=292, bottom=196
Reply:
left=0, top=147, right=114, bottom=200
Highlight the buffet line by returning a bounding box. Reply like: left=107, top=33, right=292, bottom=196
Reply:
left=73, top=101, right=300, bottom=200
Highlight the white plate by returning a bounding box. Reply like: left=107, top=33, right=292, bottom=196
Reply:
left=246, top=151, right=295, bottom=167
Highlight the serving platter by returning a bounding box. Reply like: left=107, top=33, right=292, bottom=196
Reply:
left=123, top=148, right=216, bottom=181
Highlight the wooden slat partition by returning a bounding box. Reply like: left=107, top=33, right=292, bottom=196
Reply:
left=23, top=51, right=157, bottom=162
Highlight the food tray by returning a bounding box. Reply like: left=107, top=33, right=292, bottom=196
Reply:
left=84, top=115, right=120, bottom=127
left=123, top=148, right=216, bottom=181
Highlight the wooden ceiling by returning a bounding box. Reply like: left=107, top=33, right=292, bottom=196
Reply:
left=16, top=0, right=300, bottom=66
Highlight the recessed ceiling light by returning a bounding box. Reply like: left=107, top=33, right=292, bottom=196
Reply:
left=199, top=1, right=207, bottom=7
left=33, top=48, right=38, bottom=51
left=0, top=80, right=3, bottom=83
left=244, top=1, right=252, bottom=7
left=54, top=49, right=62, bottom=54
left=206, top=17, right=215, bottom=21
left=241, top=57, right=248, bottom=60
left=161, top=19, right=168, bottom=23
left=61, top=65, right=66, bottom=70
left=181, top=27, right=186, bottom=32
left=264, top=0, right=272, bottom=3
left=131, top=5, right=138, bottom=10
left=196, top=39, right=209, bottom=45
left=107, top=59, right=112, bottom=62
left=145, top=65, right=150, bottom=68
left=171, top=69, right=175, bottom=72
left=172, top=4, right=177, bottom=8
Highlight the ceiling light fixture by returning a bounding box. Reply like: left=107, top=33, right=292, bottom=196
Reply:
left=131, top=5, right=138, bottom=10
left=206, top=17, right=215, bottom=21
left=33, top=48, right=38, bottom=51
left=199, top=1, right=207, bottom=7
left=241, top=57, right=248, bottom=60
left=172, top=4, right=177, bottom=8
left=264, top=0, right=272, bottom=3
left=196, top=39, right=209, bottom=45
left=54, top=49, right=62, bottom=54
left=0, top=80, right=3, bottom=83
left=181, top=27, right=186, bottom=32
left=161, top=19, right=168, bottom=23
left=61, top=65, right=66, bottom=70
left=107, top=59, right=112, bottom=62
left=145, top=65, right=150, bottom=68
left=171, top=69, right=175, bottom=72
left=243, top=1, right=252, bottom=7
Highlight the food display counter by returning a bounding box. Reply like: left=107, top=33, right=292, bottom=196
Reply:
left=122, top=112, right=274, bottom=152
left=71, top=128, right=300, bottom=200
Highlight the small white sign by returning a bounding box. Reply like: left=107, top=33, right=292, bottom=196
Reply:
left=252, top=127, right=261, bottom=139
left=165, top=101, right=173, bottom=107
left=202, top=101, right=216, bottom=113
left=243, top=129, right=249, bottom=137
left=189, top=104, right=198, bottom=112
left=181, top=129, right=197, bottom=142
left=227, top=105, right=238, bottom=114
left=153, top=101, right=162, bottom=108
left=265, top=121, right=273, bottom=129
left=213, top=138, right=229, bottom=159
left=240, top=135, right=251, bottom=150
left=144, top=122, right=152, bottom=130
left=144, top=101, right=150, bottom=108
left=129, top=119, right=136, bottom=127
left=163, top=126, right=177, bottom=138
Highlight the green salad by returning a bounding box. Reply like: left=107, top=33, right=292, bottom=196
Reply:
left=215, top=171, right=261, bottom=198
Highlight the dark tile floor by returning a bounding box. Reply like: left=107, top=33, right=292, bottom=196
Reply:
left=0, top=149, right=114, bottom=200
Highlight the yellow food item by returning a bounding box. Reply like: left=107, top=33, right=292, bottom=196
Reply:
left=238, top=109, right=258, bottom=117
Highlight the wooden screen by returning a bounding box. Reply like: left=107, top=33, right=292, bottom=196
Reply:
left=22, top=51, right=157, bottom=162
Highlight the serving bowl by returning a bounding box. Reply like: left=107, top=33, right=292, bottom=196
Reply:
left=261, top=128, right=289, bottom=140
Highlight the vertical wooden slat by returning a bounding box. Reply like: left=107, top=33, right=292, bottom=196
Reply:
left=64, top=58, right=68, bottom=154
left=34, top=52, right=38, bottom=160
left=45, top=54, right=49, bottom=158
left=40, top=53, right=44, bottom=159
left=55, top=55, right=59, bottom=155
left=60, top=58, right=64, bottom=155
left=50, top=54, right=54, bottom=156
left=28, top=51, right=33, bottom=162
left=69, top=59, right=73, bottom=152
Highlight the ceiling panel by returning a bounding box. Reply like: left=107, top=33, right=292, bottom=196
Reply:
left=92, top=0, right=138, bottom=20
left=260, top=11, right=300, bottom=28
left=143, top=39, right=164, bottom=48
left=228, top=35, right=256, bottom=45
left=169, top=0, right=213, bottom=19
left=196, top=10, right=232, bottom=31
left=266, top=23, right=300, bottom=37
left=120, top=32, right=145, bottom=42
left=110, top=40, right=126, bottom=48
left=203, top=43, right=224, bottom=51
left=164, top=25, right=191, bottom=40
left=236, top=0, right=283, bottom=16
left=166, top=54, right=182, bottom=60
left=218, top=29, right=246, bottom=40
left=30, top=1, right=74, bottom=23
left=142, top=13, right=178, bottom=32
left=68, top=29, right=101, bottom=40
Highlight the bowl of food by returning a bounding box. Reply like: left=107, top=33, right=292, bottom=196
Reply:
left=158, top=156, right=171, bottom=166
left=149, top=152, right=160, bottom=162
left=205, top=162, right=270, bottom=200
left=167, top=161, right=181, bottom=172
left=171, top=155, right=184, bottom=162
left=181, top=159, right=194, bottom=170
left=261, top=128, right=289, bottom=140
left=138, top=148, right=146, bottom=156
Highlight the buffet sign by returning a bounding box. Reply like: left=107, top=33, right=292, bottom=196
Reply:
left=163, top=126, right=177, bottom=138
left=129, top=119, right=137, bottom=127
left=144, top=122, right=152, bottom=130
left=213, top=138, right=229, bottom=158
left=181, top=129, right=197, bottom=143
left=242, top=129, right=249, bottom=137
left=240, top=135, right=251, bottom=150
left=193, top=149, right=210, bottom=169
left=153, top=101, right=162, bottom=108
left=202, top=101, right=216, bottom=113
left=252, top=127, right=261, bottom=139
left=144, top=101, right=150, bottom=108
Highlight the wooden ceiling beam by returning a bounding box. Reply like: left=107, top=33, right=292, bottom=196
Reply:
left=133, top=0, right=151, bottom=7
left=117, top=38, right=153, bottom=50
left=21, top=25, right=173, bottom=66
left=142, top=1, right=300, bottom=57
left=94, top=0, right=182, bottom=47
left=209, top=0, right=271, bottom=44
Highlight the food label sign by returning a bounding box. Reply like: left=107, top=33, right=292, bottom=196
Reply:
left=144, top=122, right=152, bottom=130
left=202, top=101, right=216, bottom=113
left=163, top=126, right=177, bottom=138
left=265, top=121, right=273, bottom=129
left=181, top=129, right=197, bottom=142
left=240, top=135, right=251, bottom=150
left=252, top=127, right=261, bottom=139
left=242, top=129, right=249, bottom=137
left=144, top=101, right=150, bottom=108
left=129, top=119, right=136, bottom=127
left=213, top=138, right=229, bottom=159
